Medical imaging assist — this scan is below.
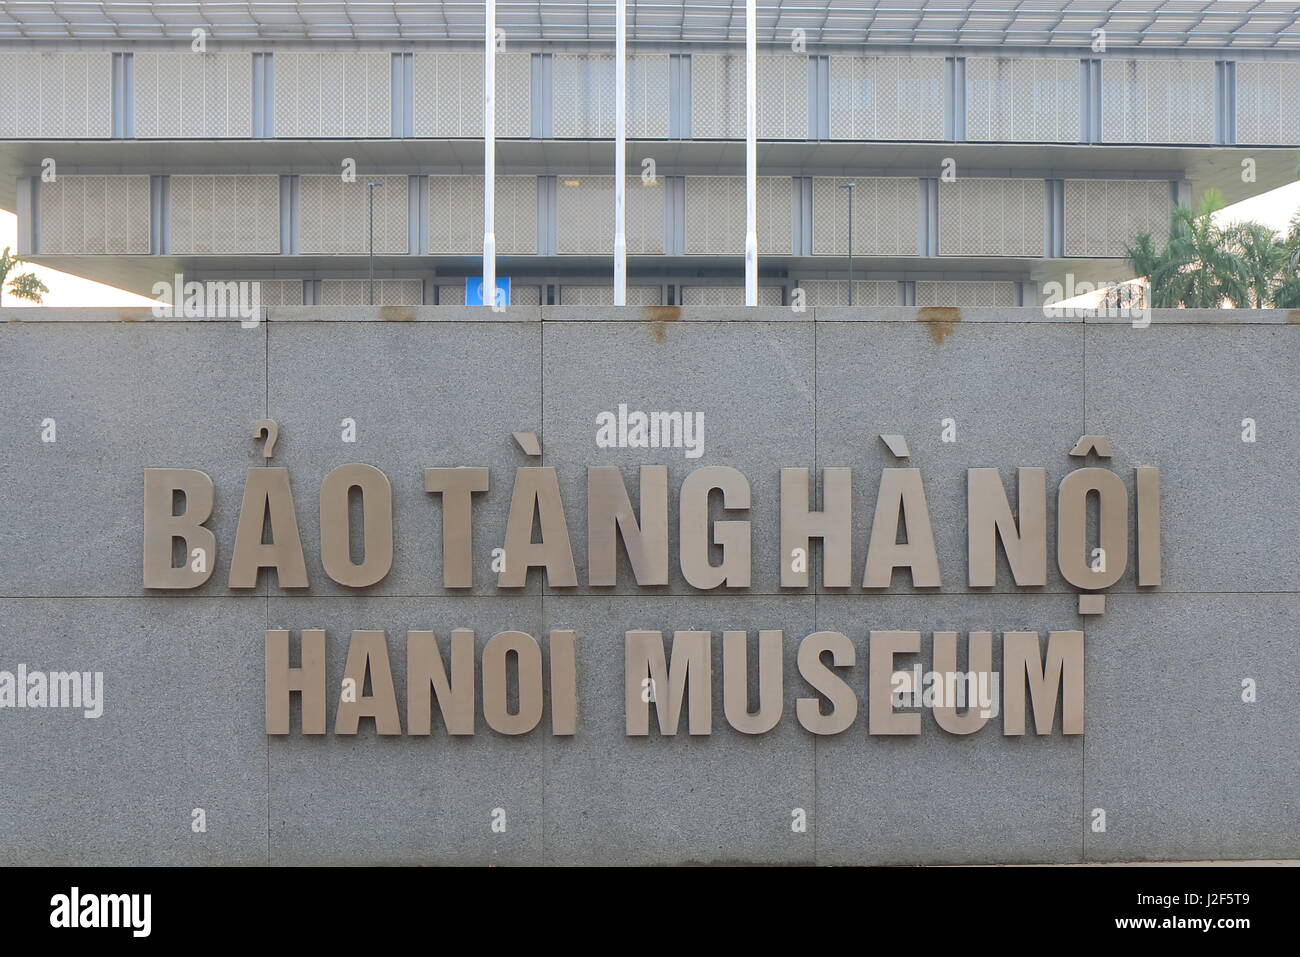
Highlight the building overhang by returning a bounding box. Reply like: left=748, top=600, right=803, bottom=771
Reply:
left=2, top=137, right=1296, bottom=204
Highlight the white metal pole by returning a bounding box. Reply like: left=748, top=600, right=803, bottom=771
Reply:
left=744, top=0, right=757, bottom=306
left=614, top=0, right=627, bottom=306
left=483, top=0, right=497, bottom=306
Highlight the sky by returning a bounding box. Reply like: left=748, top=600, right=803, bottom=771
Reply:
left=2, top=180, right=1299, bottom=307
left=0, top=209, right=155, bottom=307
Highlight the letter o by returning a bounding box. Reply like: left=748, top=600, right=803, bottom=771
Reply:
left=1057, top=468, right=1127, bottom=589
left=319, top=464, right=394, bottom=587
left=482, top=631, right=544, bottom=735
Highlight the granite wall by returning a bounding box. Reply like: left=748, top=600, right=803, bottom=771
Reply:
left=1, top=304, right=1295, bottom=865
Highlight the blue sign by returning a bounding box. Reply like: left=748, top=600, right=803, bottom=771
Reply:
left=466, top=276, right=511, bottom=306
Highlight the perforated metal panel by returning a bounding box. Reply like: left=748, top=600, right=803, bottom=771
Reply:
left=798, top=280, right=899, bottom=306
left=412, top=51, right=530, bottom=137
left=553, top=53, right=615, bottom=137
left=556, top=176, right=664, bottom=255
left=684, top=176, right=793, bottom=256
left=1101, top=59, right=1215, bottom=144
left=560, top=285, right=662, bottom=305
left=131, top=52, right=252, bottom=138
left=426, top=175, right=537, bottom=254
left=211, top=279, right=302, bottom=306
left=253, top=279, right=304, bottom=306
left=0, top=52, right=111, bottom=137
left=828, top=56, right=945, bottom=140
left=811, top=177, right=920, bottom=256
left=1236, top=61, right=1300, bottom=146
left=691, top=54, right=808, bottom=138
left=298, top=175, right=408, bottom=254
left=550, top=53, right=666, bottom=138
left=273, top=52, right=389, bottom=137
left=169, top=175, right=280, bottom=254
left=690, top=53, right=743, bottom=138
left=681, top=286, right=783, bottom=306
left=321, top=279, right=423, bottom=305
left=937, top=178, right=1044, bottom=257
left=759, top=54, right=809, bottom=139
left=627, top=54, right=671, bottom=138
left=39, top=174, right=150, bottom=254
left=916, top=281, right=1018, bottom=307
left=1063, top=179, right=1172, bottom=257
left=966, top=57, right=1081, bottom=142
left=437, top=284, right=466, bottom=305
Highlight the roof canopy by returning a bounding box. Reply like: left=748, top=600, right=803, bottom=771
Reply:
left=0, top=1, right=1297, bottom=48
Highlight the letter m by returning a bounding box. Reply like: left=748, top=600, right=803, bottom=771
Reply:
left=207, top=281, right=238, bottom=317
left=625, top=630, right=711, bottom=735
left=1002, top=630, right=1084, bottom=735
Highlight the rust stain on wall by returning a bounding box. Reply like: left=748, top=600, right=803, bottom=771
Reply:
left=380, top=306, right=416, bottom=322
left=642, top=305, right=681, bottom=343
left=917, top=306, right=961, bottom=344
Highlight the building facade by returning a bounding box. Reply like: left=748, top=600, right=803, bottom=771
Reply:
left=2, top=3, right=1299, bottom=308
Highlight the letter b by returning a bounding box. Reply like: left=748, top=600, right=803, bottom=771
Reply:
left=143, top=469, right=217, bottom=588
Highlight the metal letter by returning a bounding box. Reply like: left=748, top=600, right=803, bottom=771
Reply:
left=1057, top=467, right=1127, bottom=589
left=780, top=467, right=853, bottom=587
left=265, top=628, right=327, bottom=735
left=1136, top=466, right=1162, bottom=586
left=425, top=467, right=490, bottom=588
left=319, top=464, right=393, bottom=587
left=967, top=467, right=1047, bottom=587
left=407, top=629, right=475, bottom=735
left=587, top=466, right=669, bottom=585
left=796, top=631, right=858, bottom=734
left=679, top=466, right=751, bottom=589
left=482, top=630, right=544, bottom=735
left=1003, top=630, right=1084, bottom=735
left=932, top=631, right=993, bottom=734
left=549, top=629, right=578, bottom=735
left=498, top=467, right=578, bottom=587
left=625, top=630, right=712, bottom=735
left=868, top=631, right=922, bottom=734
left=229, top=468, right=309, bottom=588
left=722, top=630, right=783, bottom=734
left=335, top=630, right=402, bottom=735
left=863, top=469, right=941, bottom=588
left=143, top=468, right=216, bottom=589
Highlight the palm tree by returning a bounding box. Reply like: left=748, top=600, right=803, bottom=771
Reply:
left=1123, top=190, right=1253, bottom=308
left=1229, top=221, right=1286, bottom=308
left=1275, top=213, right=1300, bottom=308
left=0, top=247, right=49, bottom=306
left=1122, top=230, right=1182, bottom=308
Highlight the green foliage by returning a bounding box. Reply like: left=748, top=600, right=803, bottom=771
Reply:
left=1125, top=191, right=1300, bottom=310
left=0, top=246, right=48, bottom=306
